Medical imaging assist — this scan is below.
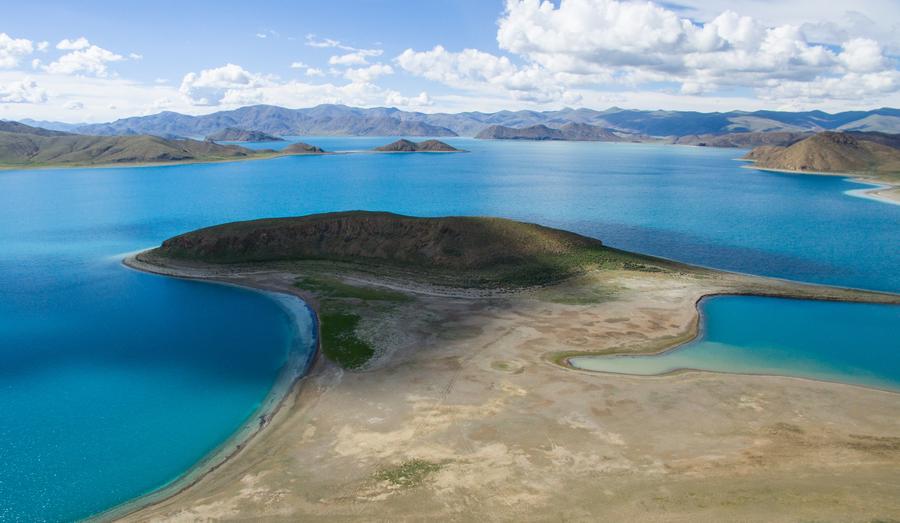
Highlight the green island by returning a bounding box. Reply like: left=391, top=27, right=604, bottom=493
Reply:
left=119, top=211, right=900, bottom=521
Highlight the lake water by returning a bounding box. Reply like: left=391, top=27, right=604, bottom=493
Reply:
left=570, top=296, right=900, bottom=390
left=1, top=137, right=899, bottom=520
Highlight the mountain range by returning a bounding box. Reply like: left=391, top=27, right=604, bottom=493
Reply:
left=66, top=105, right=900, bottom=139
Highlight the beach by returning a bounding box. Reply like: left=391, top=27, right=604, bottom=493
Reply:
left=113, top=252, right=900, bottom=522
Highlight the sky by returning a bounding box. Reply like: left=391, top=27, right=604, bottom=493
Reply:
left=1, top=0, right=899, bottom=122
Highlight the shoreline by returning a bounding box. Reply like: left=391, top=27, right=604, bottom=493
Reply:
left=90, top=255, right=322, bottom=522
left=560, top=293, right=900, bottom=395
left=740, top=163, right=900, bottom=205
left=111, top=249, right=900, bottom=521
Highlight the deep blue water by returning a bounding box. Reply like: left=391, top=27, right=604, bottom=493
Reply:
left=1, top=137, right=899, bottom=521
left=571, top=296, right=900, bottom=390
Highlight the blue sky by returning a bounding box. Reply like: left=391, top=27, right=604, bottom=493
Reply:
left=1, top=0, right=898, bottom=122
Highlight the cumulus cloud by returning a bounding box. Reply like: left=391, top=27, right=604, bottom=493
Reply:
left=343, top=63, right=393, bottom=83
left=44, top=38, right=125, bottom=76
left=385, top=90, right=433, bottom=108
left=489, top=0, right=899, bottom=101
left=56, top=37, right=90, bottom=51
left=0, top=33, right=35, bottom=68
left=179, top=63, right=272, bottom=105
left=64, top=100, right=84, bottom=110
left=0, top=78, right=48, bottom=103
left=305, top=68, right=325, bottom=77
left=176, top=62, right=424, bottom=109
left=396, top=45, right=569, bottom=103
left=329, top=49, right=383, bottom=66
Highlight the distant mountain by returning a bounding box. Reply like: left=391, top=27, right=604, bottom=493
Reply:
left=0, top=121, right=264, bottom=167
left=70, top=105, right=900, bottom=140
left=475, top=122, right=626, bottom=141
left=671, top=131, right=811, bottom=148
left=374, top=139, right=461, bottom=152
left=77, top=105, right=457, bottom=138
left=18, top=119, right=85, bottom=133
left=206, top=127, right=284, bottom=142
left=743, top=132, right=900, bottom=179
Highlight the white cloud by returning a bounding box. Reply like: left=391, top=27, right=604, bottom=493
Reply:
left=290, top=61, right=307, bottom=69
left=0, top=77, right=47, bottom=103
left=395, top=45, right=568, bottom=103
left=343, top=63, right=393, bottom=83
left=329, top=49, right=383, bottom=66
left=44, top=39, right=125, bottom=76
left=36, top=41, right=49, bottom=52
left=305, top=34, right=355, bottom=51
left=179, top=63, right=272, bottom=105
left=306, top=68, right=325, bottom=77
left=0, top=33, right=35, bottom=68
left=56, top=37, right=90, bottom=51
left=385, top=90, right=433, bottom=108
left=64, top=100, right=84, bottom=110
left=129, top=52, right=143, bottom=60
left=394, top=0, right=899, bottom=105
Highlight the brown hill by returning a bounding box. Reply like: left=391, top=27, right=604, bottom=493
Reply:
left=0, top=122, right=262, bottom=167
left=283, top=142, right=327, bottom=154
left=146, top=212, right=657, bottom=287
left=743, top=132, right=900, bottom=178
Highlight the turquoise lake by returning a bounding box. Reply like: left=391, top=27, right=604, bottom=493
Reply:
left=1, top=137, right=899, bottom=521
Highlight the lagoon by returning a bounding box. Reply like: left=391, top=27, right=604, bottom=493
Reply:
left=1, top=137, right=899, bottom=520
left=570, top=296, right=900, bottom=391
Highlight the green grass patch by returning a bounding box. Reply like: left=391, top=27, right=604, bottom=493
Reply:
left=374, top=459, right=443, bottom=488
left=296, top=275, right=410, bottom=302
left=319, top=311, right=374, bottom=369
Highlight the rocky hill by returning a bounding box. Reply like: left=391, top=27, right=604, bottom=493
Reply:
left=743, top=132, right=900, bottom=179
left=0, top=121, right=263, bottom=167
left=206, top=127, right=283, bottom=142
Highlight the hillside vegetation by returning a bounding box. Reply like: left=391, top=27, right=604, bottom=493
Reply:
left=744, top=132, right=900, bottom=180
left=149, top=211, right=668, bottom=287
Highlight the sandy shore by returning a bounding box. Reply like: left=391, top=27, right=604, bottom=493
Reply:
left=113, top=254, right=900, bottom=522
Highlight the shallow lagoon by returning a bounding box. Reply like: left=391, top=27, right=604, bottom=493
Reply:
left=1, top=138, right=898, bottom=520
left=571, top=296, right=900, bottom=390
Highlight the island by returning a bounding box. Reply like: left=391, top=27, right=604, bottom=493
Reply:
left=118, top=211, right=900, bottom=522
left=205, top=127, right=284, bottom=142
left=282, top=142, right=328, bottom=155
left=373, top=139, right=463, bottom=152
left=743, top=131, right=900, bottom=203
left=475, top=122, right=627, bottom=141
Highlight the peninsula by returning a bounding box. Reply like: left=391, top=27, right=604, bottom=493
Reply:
left=743, top=131, right=900, bottom=203
left=0, top=121, right=273, bottom=168
left=119, top=211, right=900, bottom=522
